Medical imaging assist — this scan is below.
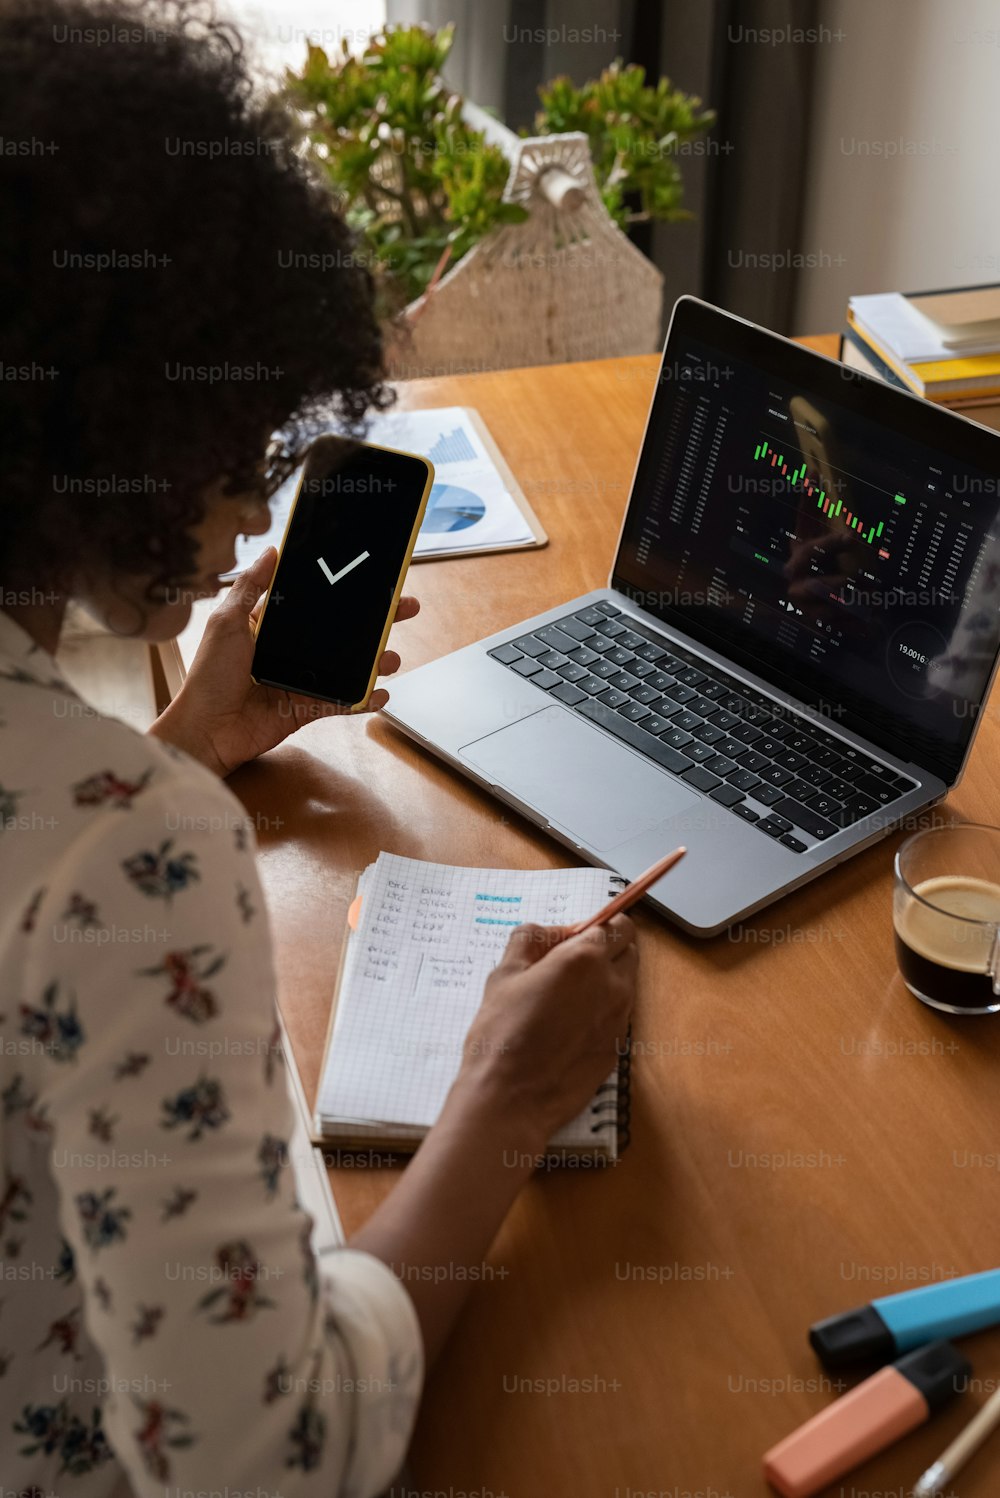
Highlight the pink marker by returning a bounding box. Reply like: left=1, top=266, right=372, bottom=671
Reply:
left=763, top=1342, right=969, bottom=1498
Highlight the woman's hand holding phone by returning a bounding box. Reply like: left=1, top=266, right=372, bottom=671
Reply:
left=149, top=546, right=420, bottom=777
left=250, top=435, right=433, bottom=707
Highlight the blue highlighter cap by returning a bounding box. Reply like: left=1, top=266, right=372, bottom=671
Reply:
left=810, top=1303, right=895, bottom=1368
left=810, top=1267, right=1000, bottom=1370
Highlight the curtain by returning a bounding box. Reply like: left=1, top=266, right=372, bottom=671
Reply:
left=699, top=0, right=822, bottom=332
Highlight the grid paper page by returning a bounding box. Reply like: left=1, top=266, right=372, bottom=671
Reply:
left=317, top=853, right=618, bottom=1140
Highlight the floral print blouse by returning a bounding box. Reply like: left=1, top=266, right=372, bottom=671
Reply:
left=0, top=612, right=422, bottom=1498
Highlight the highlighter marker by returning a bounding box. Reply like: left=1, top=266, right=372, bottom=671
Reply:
left=810, top=1266, right=1000, bottom=1369
left=763, top=1341, right=969, bottom=1498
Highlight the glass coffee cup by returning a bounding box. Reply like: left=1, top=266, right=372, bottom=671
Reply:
left=893, top=823, right=1000, bottom=1014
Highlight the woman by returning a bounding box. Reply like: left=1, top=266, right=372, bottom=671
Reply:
left=0, top=3, right=638, bottom=1494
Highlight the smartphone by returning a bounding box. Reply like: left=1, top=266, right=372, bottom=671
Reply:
left=251, top=434, right=434, bottom=709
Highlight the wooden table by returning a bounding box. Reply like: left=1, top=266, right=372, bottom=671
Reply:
left=228, top=341, right=1000, bottom=1498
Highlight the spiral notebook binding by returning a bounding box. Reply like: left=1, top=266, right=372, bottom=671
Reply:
left=583, top=873, right=631, bottom=1153
left=589, top=1025, right=632, bottom=1154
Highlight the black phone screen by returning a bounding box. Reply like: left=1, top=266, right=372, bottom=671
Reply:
left=251, top=437, right=431, bottom=705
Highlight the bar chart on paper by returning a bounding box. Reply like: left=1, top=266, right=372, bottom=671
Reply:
left=428, top=424, right=478, bottom=465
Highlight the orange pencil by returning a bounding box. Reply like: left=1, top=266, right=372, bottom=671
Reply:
left=565, top=846, right=687, bottom=937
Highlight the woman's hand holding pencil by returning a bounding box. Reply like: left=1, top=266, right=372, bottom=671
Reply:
left=459, top=846, right=686, bottom=1146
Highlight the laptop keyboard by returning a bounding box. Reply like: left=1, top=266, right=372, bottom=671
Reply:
left=488, top=601, right=918, bottom=854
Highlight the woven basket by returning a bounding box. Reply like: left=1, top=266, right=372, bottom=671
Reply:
left=383, top=125, right=663, bottom=379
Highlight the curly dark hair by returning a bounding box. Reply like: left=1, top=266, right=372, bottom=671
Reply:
left=0, top=0, right=392, bottom=599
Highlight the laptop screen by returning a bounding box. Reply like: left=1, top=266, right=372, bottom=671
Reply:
left=612, top=297, right=1000, bottom=782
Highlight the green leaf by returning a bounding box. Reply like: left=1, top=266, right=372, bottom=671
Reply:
left=532, top=59, right=713, bottom=227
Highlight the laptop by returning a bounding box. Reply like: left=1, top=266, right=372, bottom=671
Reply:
left=383, top=297, right=1000, bottom=936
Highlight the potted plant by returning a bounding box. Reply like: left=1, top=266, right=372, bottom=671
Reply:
left=531, top=61, right=715, bottom=232
left=281, top=24, right=714, bottom=331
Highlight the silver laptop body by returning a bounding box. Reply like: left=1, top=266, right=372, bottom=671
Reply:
left=384, top=298, right=1000, bottom=936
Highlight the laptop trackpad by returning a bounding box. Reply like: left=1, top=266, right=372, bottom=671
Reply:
left=460, top=705, right=698, bottom=851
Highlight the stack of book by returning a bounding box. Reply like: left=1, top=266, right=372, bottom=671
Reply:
left=842, top=284, right=1000, bottom=432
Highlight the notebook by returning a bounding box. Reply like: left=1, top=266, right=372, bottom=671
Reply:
left=847, top=286, right=1000, bottom=400
left=313, top=853, right=632, bottom=1162
left=839, top=328, right=1000, bottom=428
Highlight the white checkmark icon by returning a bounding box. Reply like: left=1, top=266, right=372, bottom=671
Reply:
left=318, top=550, right=370, bottom=586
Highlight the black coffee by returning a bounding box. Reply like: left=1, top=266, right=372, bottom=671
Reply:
left=894, top=875, right=1000, bottom=1013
